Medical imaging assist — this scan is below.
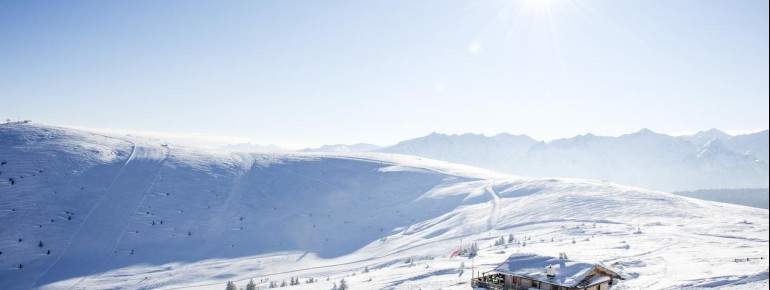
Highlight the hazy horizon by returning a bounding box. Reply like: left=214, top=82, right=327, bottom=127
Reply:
left=40, top=122, right=767, bottom=150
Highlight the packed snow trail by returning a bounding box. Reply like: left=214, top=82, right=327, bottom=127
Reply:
left=486, top=185, right=501, bottom=231
left=32, top=142, right=168, bottom=289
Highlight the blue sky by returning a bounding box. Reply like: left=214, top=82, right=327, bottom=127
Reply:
left=1, top=0, right=768, bottom=148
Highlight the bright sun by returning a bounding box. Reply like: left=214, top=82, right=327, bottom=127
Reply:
left=521, top=0, right=557, bottom=12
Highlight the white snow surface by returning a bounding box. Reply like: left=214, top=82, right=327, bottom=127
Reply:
left=0, top=124, right=767, bottom=290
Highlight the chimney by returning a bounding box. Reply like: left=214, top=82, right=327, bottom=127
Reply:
left=546, top=265, right=557, bottom=278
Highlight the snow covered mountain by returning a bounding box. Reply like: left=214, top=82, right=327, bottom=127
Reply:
left=0, top=124, right=767, bottom=290
left=379, top=129, right=769, bottom=191
left=300, top=143, right=382, bottom=153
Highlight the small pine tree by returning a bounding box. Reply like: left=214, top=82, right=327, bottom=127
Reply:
left=508, top=233, right=514, bottom=243
left=38, top=241, right=43, bottom=248
left=246, top=279, right=256, bottom=290
left=469, top=242, right=479, bottom=257
left=225, top=281, right=237, bottom=290
left=280, top=280, right=287, bottom=287
left=339, top=278, right=349, bottom=290
left=331, top=282, right=337, bottom=290
left=363, top=266, right=369, bottom=273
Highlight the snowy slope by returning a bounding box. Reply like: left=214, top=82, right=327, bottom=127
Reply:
left=379, top=129, right=769, bottom=191
left=0, top=124, right=767, bottom=290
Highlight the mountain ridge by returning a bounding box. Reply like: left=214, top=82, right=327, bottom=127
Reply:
left=377, top=128, right=769, bottom=191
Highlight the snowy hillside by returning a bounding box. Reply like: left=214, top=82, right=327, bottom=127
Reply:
left=0, top=124, right=767, bottom=290
left=379, top=129, right=769, bottom=191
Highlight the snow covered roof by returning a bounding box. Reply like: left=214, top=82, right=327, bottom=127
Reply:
left=493, top=253, right=614, bottom=288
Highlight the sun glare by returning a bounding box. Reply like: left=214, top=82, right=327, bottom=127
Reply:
left=522, top=0, right=555, bottom=11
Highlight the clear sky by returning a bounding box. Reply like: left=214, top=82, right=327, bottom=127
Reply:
left=1, top=0, right=768, bottom=148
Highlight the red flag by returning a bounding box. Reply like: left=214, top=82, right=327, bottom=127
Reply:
left=450, top=248, right=461, bottom=258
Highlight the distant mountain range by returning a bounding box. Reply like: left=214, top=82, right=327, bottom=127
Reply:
left=300, top=143, right=382, bottom=153
left=374, top=129, right=768, bottom=191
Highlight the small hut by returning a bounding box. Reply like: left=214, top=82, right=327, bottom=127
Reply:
left=472, top=253, right=621, bottom=290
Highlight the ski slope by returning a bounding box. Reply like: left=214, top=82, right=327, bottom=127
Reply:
left=0, top=124, right=767, bottom=290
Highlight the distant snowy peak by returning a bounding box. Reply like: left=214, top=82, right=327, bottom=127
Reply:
left=300, top=143, right=382, bottom=152
left=678, top=128, right=732, bottom=147
left=385, top=132, right=538, bottom=148
left=695, top=128, right=732, bottom=140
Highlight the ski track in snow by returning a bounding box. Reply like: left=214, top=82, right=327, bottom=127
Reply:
left=485, top=185, right=501, bottom=231
left=85, top=144, right=171, bottom=288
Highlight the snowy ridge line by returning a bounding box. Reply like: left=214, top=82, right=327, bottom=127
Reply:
left=281, top=151, right=514, bottom=180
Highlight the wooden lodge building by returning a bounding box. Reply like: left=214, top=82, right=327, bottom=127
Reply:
left=472, top=253, right=622, bottom=290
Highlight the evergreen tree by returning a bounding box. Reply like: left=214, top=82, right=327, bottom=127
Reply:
left=246, top=279, right=256, bottom=290
left=225, top=281, right=237, bottom=290
left=331, top=282, right=338, bottom=290
left=363, top=266, right=369, bottom=273
left=280, top=280, right=287, bottom=287
left=508, top=233, right=514, bottom=243
left=339, top=278, right=349, bottom=290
